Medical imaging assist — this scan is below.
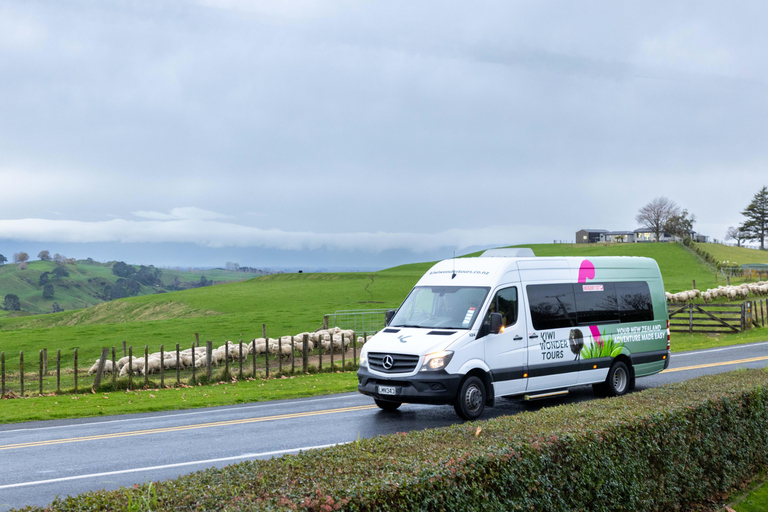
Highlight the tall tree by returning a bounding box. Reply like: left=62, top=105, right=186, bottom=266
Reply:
left=0, top=254, right=7, bottom=265
left=38, top=250, right=51, bottom=261
left=3, top=294, right=21, bottom=311
left=13, top=252, right=29, bottom=263
left=740, top=185, right=768, bottom=250
left=636, top=197, right=680, bottom=242
left=39, top=272, right=51, bottom=286
left=43, top=284, right=55, bottom=298
left=664, top=209, right=696, bottom=242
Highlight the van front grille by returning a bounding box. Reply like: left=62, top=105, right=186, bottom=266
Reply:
left=368, top=353, right=420, bottom=373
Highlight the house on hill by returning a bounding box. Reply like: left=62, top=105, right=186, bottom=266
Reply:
left=576, top=228, right=709, bottom=244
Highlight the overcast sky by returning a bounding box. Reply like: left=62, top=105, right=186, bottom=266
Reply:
left=1, top=1, right=766, bottom=270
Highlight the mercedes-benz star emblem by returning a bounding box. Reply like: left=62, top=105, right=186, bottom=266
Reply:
left=382, top=355, right=394, bottom=370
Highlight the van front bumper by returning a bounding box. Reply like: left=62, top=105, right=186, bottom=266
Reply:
left=357, top=367, right=462, bottom=405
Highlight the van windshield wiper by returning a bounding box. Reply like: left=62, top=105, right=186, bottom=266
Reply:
left=393, top=324, right=424, bottom=328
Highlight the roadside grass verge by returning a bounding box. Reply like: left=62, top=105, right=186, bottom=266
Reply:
left=0, top=372, right=357, bottom=425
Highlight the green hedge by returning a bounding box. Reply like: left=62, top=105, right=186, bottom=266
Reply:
left=24, top=369, right=768, bottom=511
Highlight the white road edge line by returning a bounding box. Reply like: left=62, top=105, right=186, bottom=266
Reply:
left=1, top=393, right=361, bottom=434
left=0, top=443, right=348, bottom=490
left=672, top=341, right=768, bottom=357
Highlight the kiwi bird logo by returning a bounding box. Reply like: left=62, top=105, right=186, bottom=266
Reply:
left=569, top=329, right=584, bottom=360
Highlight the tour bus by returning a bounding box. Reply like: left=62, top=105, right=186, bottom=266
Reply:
left=357, top=249, right=670, bottom=420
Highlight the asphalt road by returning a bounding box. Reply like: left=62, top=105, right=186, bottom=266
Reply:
left=2, top=341, right=768, bottom=510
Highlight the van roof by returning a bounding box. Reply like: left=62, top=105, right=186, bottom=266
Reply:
left=416, top=255, right=661, bottom=288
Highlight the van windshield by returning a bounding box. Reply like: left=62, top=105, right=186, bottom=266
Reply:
left=390, top=286, right=490, bottom=330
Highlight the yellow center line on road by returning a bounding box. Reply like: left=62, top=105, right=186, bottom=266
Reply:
left=662, top=356, right=768, bottom=373
left=0, top=404, right=378, bottom=451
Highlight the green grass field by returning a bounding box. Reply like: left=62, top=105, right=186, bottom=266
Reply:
left=0, top=259, right=254, bottom=317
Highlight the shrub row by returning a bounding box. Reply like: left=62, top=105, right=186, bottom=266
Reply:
left=24, top=369, right=768, bottom=511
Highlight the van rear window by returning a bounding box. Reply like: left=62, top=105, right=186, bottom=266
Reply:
left=527, top=281, right=653, bottom=330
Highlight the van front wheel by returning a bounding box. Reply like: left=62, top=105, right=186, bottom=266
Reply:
left=454, top=376, right=486, bottom=420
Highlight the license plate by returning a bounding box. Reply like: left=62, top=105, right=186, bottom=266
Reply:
left=378, top=385, right=397, bottom=396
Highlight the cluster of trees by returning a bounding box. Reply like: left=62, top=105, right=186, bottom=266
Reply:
left=636, top=186, right=767, bottom=251
left=726, top=186, right=768, bottom=250
left=635, top=197, right=696, bottom=243
left=103, top=262, right=164, bottom=300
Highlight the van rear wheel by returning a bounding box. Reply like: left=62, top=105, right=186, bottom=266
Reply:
left=605, top=360, right=630, bottom=397
left=374, top=399, right=401, bottom=411
left=454, top=376, right=486, bottom=420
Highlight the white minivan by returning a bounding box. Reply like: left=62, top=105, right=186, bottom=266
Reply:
left=357, top=249, right=670, bottom=420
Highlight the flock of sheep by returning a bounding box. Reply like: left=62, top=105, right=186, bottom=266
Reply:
left=87, top=327, right=364, bottom=377
left=666, top=281, right=768, bottom=304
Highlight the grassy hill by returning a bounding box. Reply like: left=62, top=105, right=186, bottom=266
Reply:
left=0, top=242, right=761, bottom=361
left=0, top=259, right=258, bottom=317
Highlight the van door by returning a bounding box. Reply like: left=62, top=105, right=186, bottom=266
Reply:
left=482, top=285, right=527, bottom=397
left=524, top=282, right=579, bottom=392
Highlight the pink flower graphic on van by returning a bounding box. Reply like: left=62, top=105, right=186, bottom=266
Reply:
left=578, top=260, right=595, bottom=284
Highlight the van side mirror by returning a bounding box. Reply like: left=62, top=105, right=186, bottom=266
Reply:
left=489, top=313, right=503, bottom=335
left=385, top=309, right=396, bottom=326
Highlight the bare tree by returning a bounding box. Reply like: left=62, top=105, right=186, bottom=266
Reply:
left=38, top=250, right=51, bottom=261
left=636, top=197, right=680, bottom=242
left=725, top=226, right=748, bottom=247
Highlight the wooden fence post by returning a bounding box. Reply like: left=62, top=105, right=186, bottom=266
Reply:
left=144, top=346, right=149, bottom=387
left=195, top=333, right=200, bottom=348
left=319, top=335, right=323, bottom=372
left=206, top=341, right=213, bottom=381
left=341, top=334, right=346, bottom=371
left=291, top=336, right=295, bottom=375
left=238, top=340, right=243, bottom=380
left=128, top=346, right=133, bottom=390
left=160, top=344, right=165, bottom=388
left=39, top=350, right=43, bottom=395
left=278, top=336, right=283, bottom=375
left=93, top=347, right=109, bottom=391
left=263, top=324, right=269, bottom=379
left=20, top=351, right=24, bottom=397
left=330, top=334, right=335, bottom=371
left=176, top=344, right=180, bottom=385
left=73, top=348, right=77, bottom=393
left=352, top=331, right=357, bottom=367
left=112, top=347, right=116, bottom=387
left=323, top=315, right=329, bottom=330
left=1, top=351, right=4, bottom=397
left=689, top=304, right=693, bottom=334
left=225, top=343, right=229, bottom=376
left=251, top=339, right=257, bottom=377
left=56, top=350, right=61, bottom=392
left=191, top=343, right=196, bottom=383
left=302, top=334, right=308, bottom=373
left=122, top=341, right=127, bottom=358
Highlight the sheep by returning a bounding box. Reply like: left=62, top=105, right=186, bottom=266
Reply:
left=140, top=357, right=163, bottom=375
left=88, top=359, right=115, bottom=376
left=119, top=357, right=144, bottom=377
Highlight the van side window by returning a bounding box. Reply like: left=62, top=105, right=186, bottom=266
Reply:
left=527, top=281, right=655, bottom=330
left=527, top=283, right=577, bottom=330
left=616, top=281, right=654, bottom=322
left=573, top=282, right=618, bottom=325
left=487, top=286, right=518, bottom=327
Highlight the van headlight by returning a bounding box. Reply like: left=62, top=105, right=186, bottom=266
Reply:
left=359, top=352, right=368, bottom=368
left=421, top=350, right=453, bottom=372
